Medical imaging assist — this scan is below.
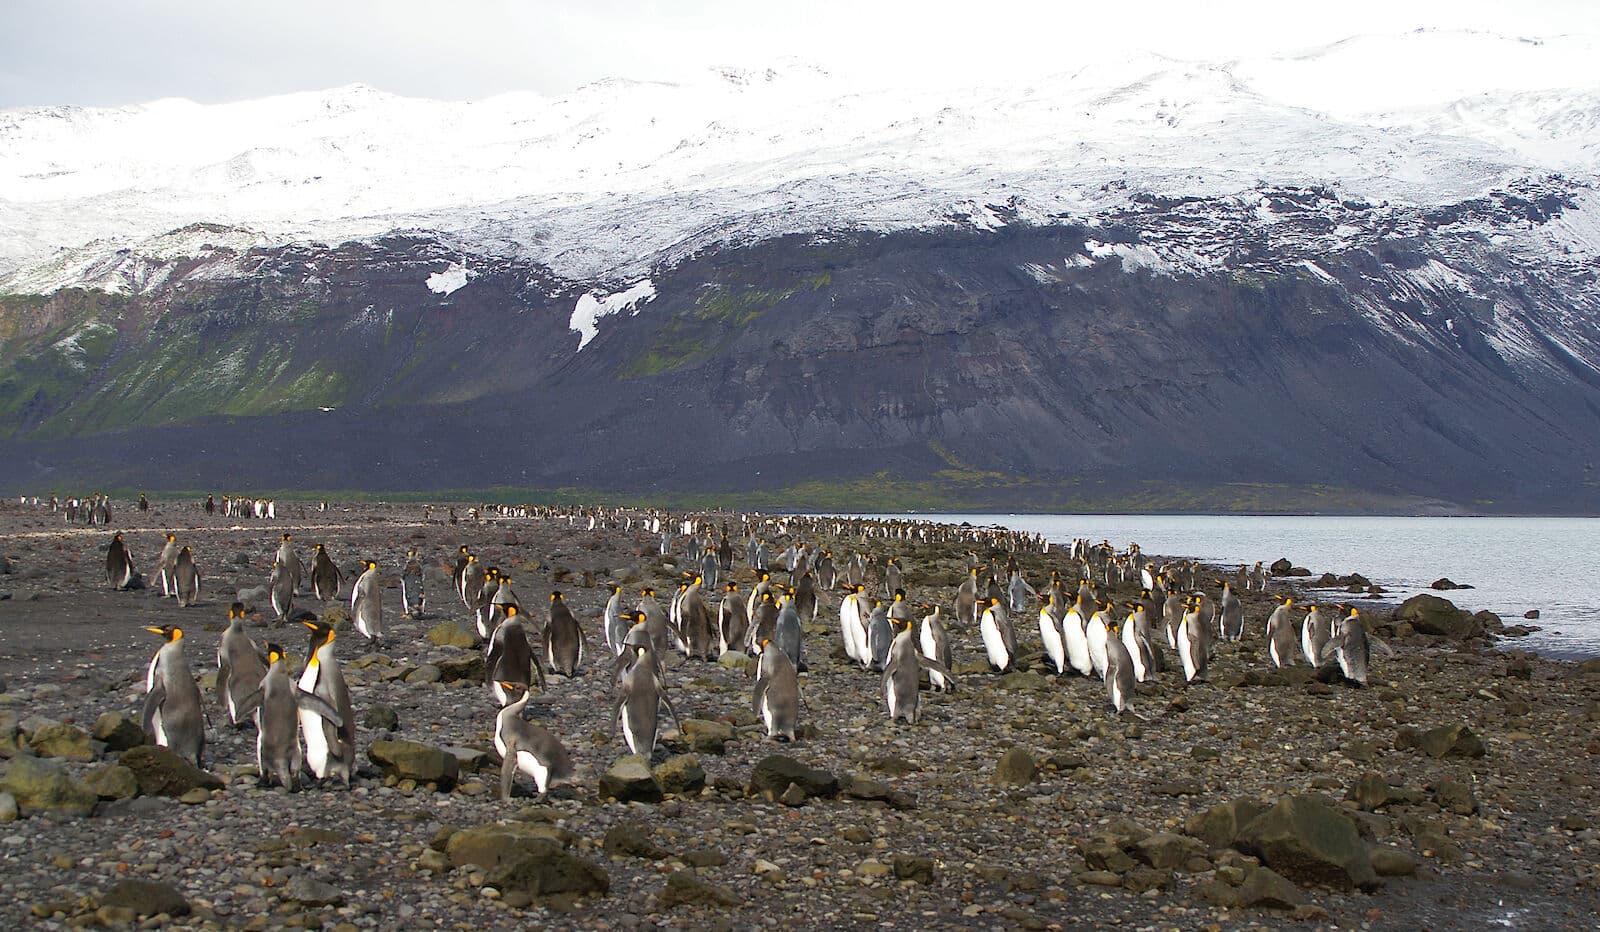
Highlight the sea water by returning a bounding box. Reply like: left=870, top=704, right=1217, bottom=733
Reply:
left=868, top=514, right=1600, bottom=659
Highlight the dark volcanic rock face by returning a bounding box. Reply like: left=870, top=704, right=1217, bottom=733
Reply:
left=3, top=184, right=1600, bottom=512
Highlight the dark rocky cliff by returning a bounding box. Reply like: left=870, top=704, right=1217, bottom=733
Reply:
left=3, top=183, right=1599, bottom=513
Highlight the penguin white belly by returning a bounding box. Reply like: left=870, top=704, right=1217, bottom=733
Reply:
left=980, top=615, right=1009, bottom=670
left=297, top=665, right=331, bottom=776
left=1086, top=623, right=1108, bottom=678
left=516, top=750, right=550, bottom=791
left=1301, top=622, right=1320, bottom=666
left=1039, top=612, right=1065, bottom=674
left=1269, top=636, right=1284, bottom=668
left=760, top=694, right=776, bottom=735
left=1177, top=619, right=1198, bottom=682
left=1064, top=613, right=1091, bottom=676
left=885, top=683, right=900, bottom=721
left=622, top=712, right=645, bottom=756
left=1119, top=627, right=1142, bottom=681
left=151, top=709, right=167, bottom=747
left=1109, top=677, right=1126, bottom=712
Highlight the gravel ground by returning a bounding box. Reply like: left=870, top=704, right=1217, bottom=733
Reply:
left=1, top=499, right=1598, bottom=931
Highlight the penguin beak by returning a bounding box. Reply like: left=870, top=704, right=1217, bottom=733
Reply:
left=144, top=626, right=165, bottom=635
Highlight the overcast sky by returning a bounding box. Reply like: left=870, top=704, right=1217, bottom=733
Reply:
left=4, top=0, right=1597, bottom=109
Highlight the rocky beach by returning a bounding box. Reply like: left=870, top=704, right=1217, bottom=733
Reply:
left=1, top=499, right=1597, bottom=930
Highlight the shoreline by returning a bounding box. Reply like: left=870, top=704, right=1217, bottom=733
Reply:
left=2, top=498, right=1599, bottom=929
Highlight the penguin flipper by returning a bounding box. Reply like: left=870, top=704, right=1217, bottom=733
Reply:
left=657, top=687, right=684, bottom=732
left=498, top=740, right=519, bottom=802
left=295, top=691, right=344, bottom=731
left=923, top=658, right=956, bottom=692
left=234, top=687, right=264, bottom=721
left=141, top=680, right=166, bottom=740
left=1369, top=635, right=1397, bottom=657
left=484, top=640, right=504, bottom=685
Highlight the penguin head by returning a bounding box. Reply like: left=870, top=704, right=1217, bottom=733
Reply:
left=551, top=591, right=563, bottom=602
left=460, top=546, right=469, bottom=555
left=725, top=582, right=738, bottom=593
left=610, top=584, right=622, bottom=595
left=166, top=534, right=176, bottom=542
left=505, top=604, right=520, bottom=618
left=282, top=533, right=292, bottom=542
left=145, top=625, right=182, bottom=642
left=113, top=533, right=123, bottom=542
left=228, top=602, right=246, bottom=620
left=642, top=587, right=654, bottom=597
left=266, top=644, right=286, bottom=666
left=500, top=575, right=513, bottom=586
left=495, top=681, right=526, bottom=704
left=302, top=620, right=335, bottom=656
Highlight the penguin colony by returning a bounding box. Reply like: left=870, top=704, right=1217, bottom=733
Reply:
left=107, top=503, right=1375, bottom=803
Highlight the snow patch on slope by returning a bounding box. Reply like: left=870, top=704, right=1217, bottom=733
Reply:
left=569, top=278, right=657, bottom=351
left=425, top=263, right=473, bottom=295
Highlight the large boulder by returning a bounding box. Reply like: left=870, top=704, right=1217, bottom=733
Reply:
left=653, top=754, right=706, bottom=796
left=1394, top=594, right=1480, bottom=639
left=426, top=622, right=477, bottom=649
left=100, top=879, right=190, bottom=917
left=1416, top=724, right=1487, bottom=759
left=657, top=870, right=740, bottom=909
left=0, top=754, right=99, bottom=817
left=27, top=722, right=98, bottom=761
left=369, top=741, right=460, bottom=789
left=1185, top=797, right=1268, bottom=850
left=83, top=764, right=139, bottom=800
left=992, top=748, right=1038, bottom=786
left=484, top=847, right=609, bottom=901
left=118, top=746, right=223, bottom=797
left=746, top=755, right=839, bottom=801
left=1235, top=795, right=1379, bottom=890
left=679, top=719, right=735, bottom=754
left=599, top=755, right=663, bottom=803
left=91, top=712, right=146, bottom=752
left=447, top=822, right=573, bottom=871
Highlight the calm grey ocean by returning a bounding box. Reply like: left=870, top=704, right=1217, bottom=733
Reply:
left=867, top=514, right=1600, bottom=659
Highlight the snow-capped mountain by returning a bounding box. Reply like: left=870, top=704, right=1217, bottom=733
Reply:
left=2, top=28, right=1597, bottom=292
left=3, top=28, right=1600, bottom=512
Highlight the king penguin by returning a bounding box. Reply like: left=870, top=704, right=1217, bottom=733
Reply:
left=865, top=598, right=893, bottom=672
left=350, top=559, right=383, bottom=649
left=979, top=596, right=1016, bottom=673
left=173, top=546, right=202, bottom=607
left=239, top=643, right=343, bottom=791
left=839, top=584, right=869, bottom=666
left=752, top=639, right=801, bottom=741
left=217, top=602, right=267, bottom=726
left=400, top=547, right=426, bottom=619
left=614, top=642, right=681, bottom=757
left=774, top=589, right=805, bottom=671
left=543, top=591, right=583, bottom=677
left=143, top=625, right=206, bottom=767
left=883, top=620, right=924, bottom=724
left=299, top=620, right=356, bottom=786
left=1103, top=621, right=1136, bottom=714
left=1331, top=606, right=1370, bottom=686
left=156, top=533, right=180, bottom=598
left=1085, top=602, right=1111, bottom=679
left=1301, top=603, right=1332, bottom=668
left=1039, top=594, right=1067, bottom=676
left=918, top=605, right=954, bottom=692
left=1264, top=596, right=1298, bottom=668
left=487, top=603, right=545, bottom=704
left=269, top=559, right=295, bottom=622
left=603, top=584, right=627, bottom=655
left=1177, top=594, right=1210, bottom=684
left=310, top=544, right=343, bottom=601
left=1063, top=594, right=1093, bottom=677
left=717, top=582, right=749, bottom=657
left=106, top=532, right=138, bottom=590
left=1216, top=579, right=1244, bottom=642
left=493, top=682, right=575, bottom=801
